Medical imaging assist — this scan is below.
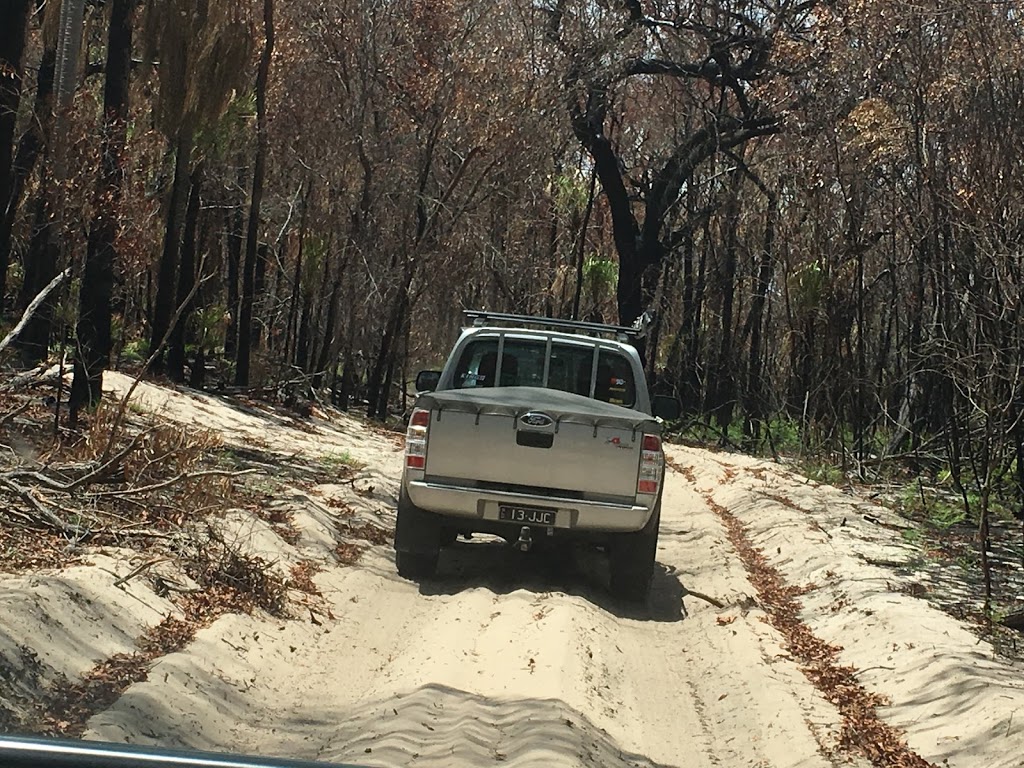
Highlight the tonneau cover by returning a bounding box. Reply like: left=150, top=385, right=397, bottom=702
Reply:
left=417, top=386, right=660, bottom=434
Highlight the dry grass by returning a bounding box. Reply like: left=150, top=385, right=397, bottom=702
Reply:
left=0, top=395, right=240, bottom=567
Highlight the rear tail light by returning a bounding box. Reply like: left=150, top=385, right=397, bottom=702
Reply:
left=637, top=434, right=663, bottom=495
left=405, top=408, right=430, bottom=469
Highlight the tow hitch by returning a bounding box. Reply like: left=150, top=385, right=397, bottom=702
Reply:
left=516, top=526, right=533, bottom=552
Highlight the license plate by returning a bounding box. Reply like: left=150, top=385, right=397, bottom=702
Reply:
left=498, top=505, right=557, bottom=526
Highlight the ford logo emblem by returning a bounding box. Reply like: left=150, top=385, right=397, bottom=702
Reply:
left=521, top=412, right=554, bottom=428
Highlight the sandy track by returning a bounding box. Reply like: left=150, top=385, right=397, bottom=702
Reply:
left=5, top=377, right=1024, bottom=767
left=81, top=447, right=848, bottom=768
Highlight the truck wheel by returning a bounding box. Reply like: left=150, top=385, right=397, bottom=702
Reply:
left=395, top=486, right=440, bottom=580
left=609, top=501, right=661, bottom=604
left=396, top=550, right=439, bottom=579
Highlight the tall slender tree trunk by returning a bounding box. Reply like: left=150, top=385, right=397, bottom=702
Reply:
left=571, top=167, right=597, bottom=321
left=15, top=181, right=59, bottom=363
left=709, top=173, right=743, bottom=433
left=0, top=0, right=31, bottom=311
left=744, top=184, right=778, bottom=439
left=0, top=45, right=55, bottom=294
left=223, top=161, right=245, bottom=359
left=150, top=131, right=193, bottom=371
left=313, top=276, right=341, bottom=388
left=283, top=223, right=307, bottom=367
left=252, top=242, right=269, bottom=348
left=377, top=292, right=408, bottom=418
left=167, top=162, right=204, bottom=383
left=296, top=295, right=311, bottom=373
left=235, top=0, right=274, bottom=386
left=69, top=0, right=133, bottom=421
left=54, top=0, right=84, bottom=111
left=368, top=269, right=410, bottom=419
left=305, top=251, right=332, bottom=373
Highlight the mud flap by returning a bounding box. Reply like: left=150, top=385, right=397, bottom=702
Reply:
left=395, top=486, right=440, bottom=552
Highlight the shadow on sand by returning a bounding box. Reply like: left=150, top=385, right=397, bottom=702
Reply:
left=414, top=538, right=686, bottom=622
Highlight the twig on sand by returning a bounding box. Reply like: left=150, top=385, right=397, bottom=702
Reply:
left=112, top=557, right=170, bottom=588
left=683, top=587, right=726, bottom=609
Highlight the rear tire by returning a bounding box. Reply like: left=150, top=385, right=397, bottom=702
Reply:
left=609, top=501, right=661, bottom=604
left=395, top=485, right=440, bottom=580
left=396, top=550, right=439, bottom=579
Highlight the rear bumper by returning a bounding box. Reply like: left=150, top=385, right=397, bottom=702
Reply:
left=406, top=477, right=653, bottom=533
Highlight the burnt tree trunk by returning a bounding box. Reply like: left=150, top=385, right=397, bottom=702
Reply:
left=313, top=276, right=341, bottom=388
left=0, top=45, right=55, bottom=298
left=305, top=248, right=332, bottom=374
left=708, top=173, right=742, bottom=434
left=377, top=288, right=409, bottom=419
left=167, top=162, right=203, bottom=383
left=283, top=238, right=304, bottom=369
left=69, top=0, right=133, bottom=420
left=296, top=293, right=311, bottom=374
left=235, top=0, right=274, bottom=386
left=223, top=161, right=245, bottom=359
left=252, top=242, right=269, bottom=348
left=14, top=181, right=59, bottom=363
left=0, top=0, right=31, bottom=311
left=367, top=271, right=410, bottom=419
left=569, top=66, right=776, bottom=322
left=744, top=187, right=778, bottom=439
left=150, top=132, right=192, bottom=372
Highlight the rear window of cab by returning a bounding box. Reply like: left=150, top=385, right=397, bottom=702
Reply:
left=452, top=338, right=637, bottom=407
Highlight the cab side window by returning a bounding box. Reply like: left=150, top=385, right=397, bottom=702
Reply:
left=594, top=351, right=635, bottom=406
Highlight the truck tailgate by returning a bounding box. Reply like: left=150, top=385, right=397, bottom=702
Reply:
left=417, top=387, right=660, bottom=500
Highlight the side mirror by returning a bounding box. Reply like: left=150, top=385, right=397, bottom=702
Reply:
left=652, top=394, right=681, bottom=421
left=415, top=370, right=442, bottom=393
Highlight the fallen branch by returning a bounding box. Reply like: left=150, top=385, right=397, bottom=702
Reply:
left=98, top=257, right=210, bottom=461
left=86, top=468, right=258, bottom=498
left=0, top=477, right=89, bottom=535
left=0, top=268, right=70, bottom=356
left=862, top=513, right=912, bottom=532
left=1, top=362, right=51, bottom=392
left=0, top=400, right=31, bottom=427
left=3, top=469, right=76, bottom=493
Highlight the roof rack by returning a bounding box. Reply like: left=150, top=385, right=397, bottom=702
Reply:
left=462, top=310, right=650, bottom=342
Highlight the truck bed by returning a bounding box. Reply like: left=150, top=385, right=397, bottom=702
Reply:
left=415, top=387, right=660, bottom=501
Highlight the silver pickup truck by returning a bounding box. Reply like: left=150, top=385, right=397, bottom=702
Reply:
left=396, top=311, right=680, bottom=602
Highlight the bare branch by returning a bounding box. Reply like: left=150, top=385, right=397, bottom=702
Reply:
left=0, top=268, right=70, bottom=356
left=617, top=57, right=720, bottom=82
left=0, top=401, right=31, bottom=428
left=0, top=477, right=88, bottom=535
left=86, top=468, right=258, bottom=499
